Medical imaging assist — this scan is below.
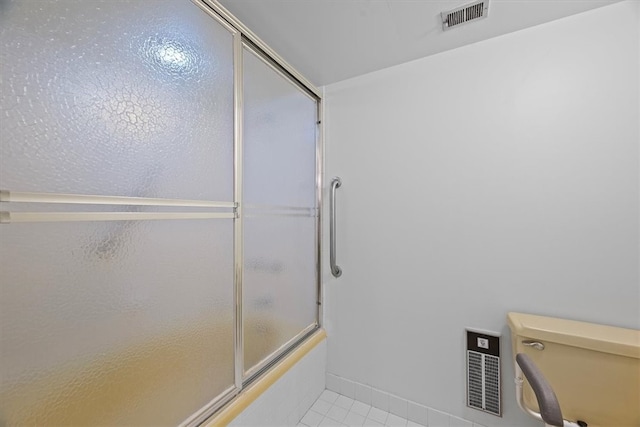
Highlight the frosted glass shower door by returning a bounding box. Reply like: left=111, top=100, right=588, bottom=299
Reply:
left=242, top=45, right=319, bottom=376
left=0, top=1, right=237, bottom=425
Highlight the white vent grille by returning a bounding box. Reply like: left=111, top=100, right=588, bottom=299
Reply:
left=467, top=350, right=501, bottom=416
left=442, top=0, right=489, bottom=31
left=484, top=354, right=500, bottom=415
left=468, top=351, right=484, bottom=409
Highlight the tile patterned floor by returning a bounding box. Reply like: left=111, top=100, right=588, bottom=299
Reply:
left=299, top=390, right=424, bottom=427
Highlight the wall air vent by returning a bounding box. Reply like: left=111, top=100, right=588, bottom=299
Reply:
left=442, top=0, right=489, bottom=31
left=466, top=329, right=501, bottom=417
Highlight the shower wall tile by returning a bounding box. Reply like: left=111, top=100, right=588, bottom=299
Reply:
left=329, top=374, right=350, bottom=397
left=229, top=338, right=326, bottom=426
left=389, top=394, right=408, bottom=418
left=407, top=401, right=428, bottom=425
left=428, top=408, right=450, bottom=427
left=339, top=377, right=356, bottom=399
left=450, top=416, right=473, bottom=427
left=370, top=388, right=389, bottom=412
left=355, top=383, right=372, bottom=405
left=326, top=373, right=340, bottom=393
left=387, top=413, right=409, bottom=427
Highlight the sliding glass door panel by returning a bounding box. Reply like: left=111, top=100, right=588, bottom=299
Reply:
left=242, top=48, right=318, bottom=209
left=0, top=219, right=235, bottom=426
left=242, top=45, right=319, bottom=376
left=0, top=0, right=238, bottom=425
left=243, top=215, right=318, bottom=371
left=0, top=0, right=234, bottom=201
left=1, top=0, right=322, bottom=422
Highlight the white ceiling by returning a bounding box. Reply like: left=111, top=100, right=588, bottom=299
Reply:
left=217, top=0, right=623, bottom=86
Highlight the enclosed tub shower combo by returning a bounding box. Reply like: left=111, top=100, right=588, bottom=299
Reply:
left=0, top=0, right=323, bottom=425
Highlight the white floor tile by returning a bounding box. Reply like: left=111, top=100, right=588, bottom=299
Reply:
left=301, top=410, right=324, bottom=427
left=335, top=395, right=355, bottom=410
left=311, top=399, right=333, bottom=416
left=319, top=390, right=340, bottom=404
left=319, top=417, right=343, bottom=427
left=351, top=401, right=372, bottom=417
left=367, top=407, right=389, bottom=424
left=326, top=405, right=349, bottom=423
left=300, top=388, right=467, bottom=427
left=385, top=413, right=408, bottom=427
left=344, top=411, right=366, bottom=426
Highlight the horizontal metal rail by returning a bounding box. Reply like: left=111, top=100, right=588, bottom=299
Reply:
left=244, top=212, right=316, bottom=218
left=244, top=204, right=315, bottom=212
left=0, top=212, right=236, bottom=223
left=0, top=190, right=236, bottom=208
left=243, top=204, right=317, bottom=218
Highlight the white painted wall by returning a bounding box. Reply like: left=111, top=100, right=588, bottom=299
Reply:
left=322, top=2, right=639, bottom=426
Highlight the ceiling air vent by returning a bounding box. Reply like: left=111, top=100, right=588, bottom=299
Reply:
left=442, top=0, right=489, bottom=31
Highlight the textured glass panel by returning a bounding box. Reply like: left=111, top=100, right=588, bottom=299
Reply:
left=0, top=0, right=236, bottom=424
left=0, top=0, right=234, bottom=201
left=243, top=215, right=317, bottom=371
left=243, top=48, right=317, bottom=208
left=0, top=219, right=234, bottom=426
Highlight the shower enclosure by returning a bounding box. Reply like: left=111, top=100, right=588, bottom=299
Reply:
left=0, top=0, right=321, bottom=425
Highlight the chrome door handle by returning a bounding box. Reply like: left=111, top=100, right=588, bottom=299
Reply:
left=330, top=177, right=342, bottom=278
left=522, top=340, right=545, bottom=351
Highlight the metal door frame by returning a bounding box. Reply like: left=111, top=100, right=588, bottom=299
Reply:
left=186, top=1, right=323, bottom=424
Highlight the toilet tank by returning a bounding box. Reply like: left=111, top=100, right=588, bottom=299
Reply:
left=507, top=312, right=640, bottom=427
